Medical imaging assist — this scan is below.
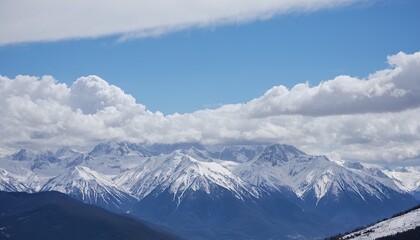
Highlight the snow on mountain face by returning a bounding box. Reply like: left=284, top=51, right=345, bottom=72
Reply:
left=56, top=147, right=82, bottom=159
left=88, top=142, right=151, bottom=157
left=217, top=145, right=265, bottom=162
left=0, top=147, right=138, bottom=207
left=344, top=163, right=402, bottom=193
left=116, top=150, right=259, bottom=202
left=0, top=169, right=29, bottom=192
left=31, top=151, right=61, bottom=170
left=41, top=166, right=134, bottom=209
left=381, top=166, right=420, bottom=193
left=233, top=144, right=400, bottom=203
left=354, top=163, right=420, bottom=199
left=146, top=142, right=207, bottom=155
left=113, top=143, right=402, bottom=205
left=85, top=142, right=154, bottom=175
left=257, top=144, right=305, bottom=165
left=9, top=149, right=34, bottom=161
left=340, top=207, right=420, bottom=240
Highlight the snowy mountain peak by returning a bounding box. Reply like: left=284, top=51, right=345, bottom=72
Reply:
left=42, top=166, right=115, bottom=189
left=35, top=151, right=60, bottom=162
left=344, top=161, right=365, bottom=170
left=0, top=168, right=29, bottom=192
left=116, top=150, right=258, bottom=202
left=89, top=142, right=127, bottom=156
left=256, top=144, right=308, bottom=166
left=145, top=142, right=205, bottom=154
left=234, top=145, right=401, bottom=203
left=380, top=166, right=420, bottom=196
left=10, top=149, right=34, bottom=161
left=178, top=147, right=212, bottom=162
left=30, top=151, right=61, bottom=171
left=88, top=142, right=151, bottom=157
left=73, top=166, right=107, bottom=181
left=55, top=147, right=80, bottom=158
left=218, top=144, right=265, bottom=162
left=42, top=165, right=134, bottom=209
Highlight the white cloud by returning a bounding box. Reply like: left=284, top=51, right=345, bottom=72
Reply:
left=0, top=51, right=419, bottom=165
left=1, top=0, right=358, bottom=45
left=244, top=51, right=420, bottom=117
left=69, top=76, right=145, bottom=114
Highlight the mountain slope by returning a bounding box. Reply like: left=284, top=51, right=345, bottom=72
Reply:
left=0, top=169, right=28, bottom=192
left=132, top=185, right=338, bottom=240
left=338, top=205, right=420, bottom=240
left=231, top=144, right=416, bottom=229
left=0, top=191, right=181, bottom=240
left=381, top=166, right=420, bottom=200
left=116, top=147, right=339, bottom=239
left=115, top=149, right=258, bottom=202
left=41, top=166, right=136, bottom=211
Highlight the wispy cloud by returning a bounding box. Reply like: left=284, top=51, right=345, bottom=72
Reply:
left=1, top=0, right=359, bottom=45
left=1, top=51, right=419, bottom=164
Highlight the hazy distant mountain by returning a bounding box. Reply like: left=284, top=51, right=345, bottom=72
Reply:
left=380, top=166, right=420, bottom=200
left=0, top=142, right=417, bottom=239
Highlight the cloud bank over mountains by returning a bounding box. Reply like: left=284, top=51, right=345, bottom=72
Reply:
left=1, top=51, right=419, bottom=164
left=1, top=0, right=358, bottom=45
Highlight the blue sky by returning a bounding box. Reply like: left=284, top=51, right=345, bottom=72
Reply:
left=1, top=0, right=419, bottom=114
left=1, top=0, right=420, bottom=164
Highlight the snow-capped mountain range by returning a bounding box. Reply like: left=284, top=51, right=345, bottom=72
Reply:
left=1, top=142, right=412, bottom=203
left=0, top=142, right=417, bottom=239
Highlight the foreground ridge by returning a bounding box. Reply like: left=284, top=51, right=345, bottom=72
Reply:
left=333, top=205, right=420, bottom=240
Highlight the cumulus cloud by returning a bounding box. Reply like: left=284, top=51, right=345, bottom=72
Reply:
left=1, top=0, right=358, bottom=45
left=244, top=51, right=420, bottom=117
left=0, top=51, right=419, bottom=165
left=69, top=76, right=145, bottom=114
